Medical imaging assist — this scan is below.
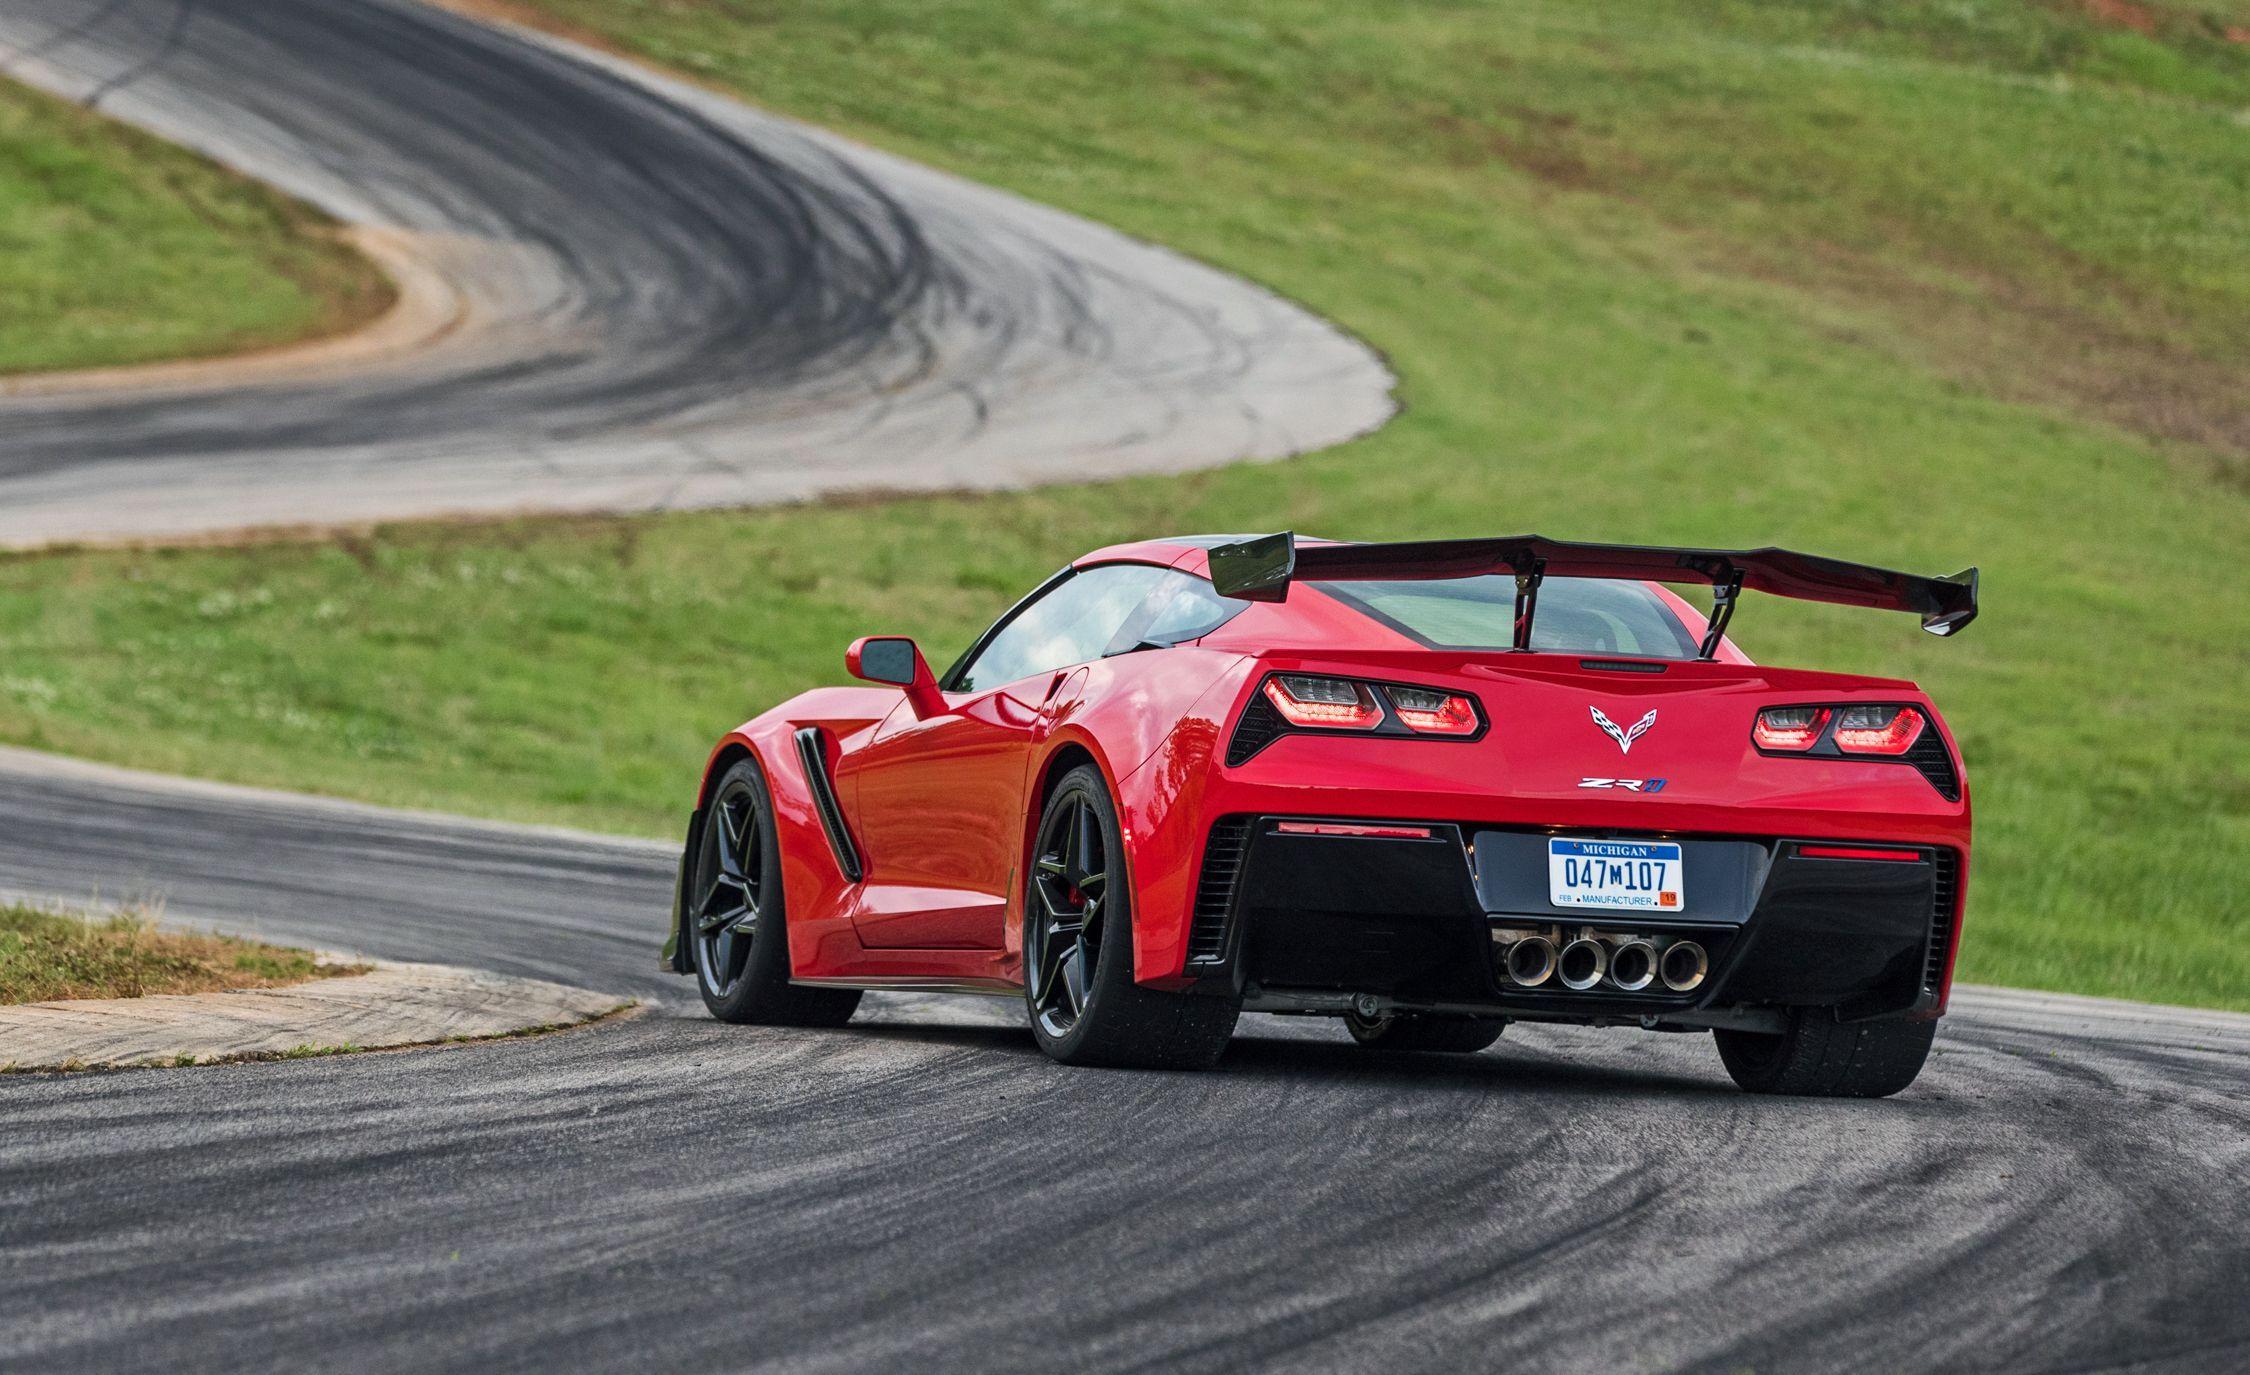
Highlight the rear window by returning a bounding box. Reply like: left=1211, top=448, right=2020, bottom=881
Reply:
left=1316, top=575, right=1701, bottom=659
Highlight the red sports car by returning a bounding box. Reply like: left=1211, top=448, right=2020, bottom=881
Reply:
left=665, top=532, right=1977, bottom=1096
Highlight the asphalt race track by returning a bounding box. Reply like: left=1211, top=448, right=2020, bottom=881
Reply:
left=4, top=746, right=2248, bottom=1373
left=0, top=0, right=1392, bottom=546
left=2, top=4, right=2246, bottom=1370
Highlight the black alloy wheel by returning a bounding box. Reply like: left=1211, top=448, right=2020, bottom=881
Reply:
left=1021, top=765, right=1238, bottom=1068
left=687, top=756, right=859, bottom=1027
left=1026, top=788, right=1107, bottom=1040
left=692, top=777, right=763, bottom=1002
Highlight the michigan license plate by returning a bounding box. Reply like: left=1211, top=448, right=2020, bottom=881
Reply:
left=1547, top=838, right=1684, bottom=911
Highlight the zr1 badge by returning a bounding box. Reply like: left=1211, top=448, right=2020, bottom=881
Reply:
left=1578, top=777, right=1667, bottom=792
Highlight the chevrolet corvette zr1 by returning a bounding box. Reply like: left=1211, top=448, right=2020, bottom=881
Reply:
left=663, top=532, right=1977, bottom=1096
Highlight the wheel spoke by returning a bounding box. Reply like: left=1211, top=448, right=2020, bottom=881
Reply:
left=1071, top=801, right=1100, bottom=885
left=1032, top=877, right=1069, bottom=922
left=1035, top=917, right=1074, bottom=1001
left=699, top=868, right=746, bottom=913
left=710, top=800, right=742, bottom=879
left=697, top=900, right=749, bottom=935
left=734, top=805, right=759, bottom=881
left=1060, top=943, right=1089, bottom=1016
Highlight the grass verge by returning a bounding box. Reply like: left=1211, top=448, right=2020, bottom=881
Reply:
left=0, top=901, right=367, bottom=1005
left=2, top=0, right=2245, bottom=1008
left=0, top=75, right=391, bottom=375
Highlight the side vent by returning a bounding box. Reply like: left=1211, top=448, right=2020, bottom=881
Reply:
left=792, top=727, right=864, bottom=883
left=1905, top=729, right=1962, bottom=802
left=1186, top=817, right=1253, bottom=965
left=1224, top=693, right=1286, bottom=766
left=1924, top=847, right=1960, bottom=992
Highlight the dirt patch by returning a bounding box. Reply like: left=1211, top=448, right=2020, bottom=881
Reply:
left=425, top=0, right=644, bottom=60
left=1674, top=220, right=2249, bottom=490
left=2083, top=0, right=2160, bottom=35
left=1428, top=108, right=1605, bottom=191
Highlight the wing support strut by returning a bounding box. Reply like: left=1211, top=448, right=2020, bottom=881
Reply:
left=1697, top=573, right=1743, bottom=660
left=1511, top=559, right=1545, bottom=651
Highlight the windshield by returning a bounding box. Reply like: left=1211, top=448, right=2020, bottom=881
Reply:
left=1316, top=575, right=1702, bottom=659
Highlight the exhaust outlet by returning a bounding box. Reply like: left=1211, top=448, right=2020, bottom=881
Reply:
left=1608, top=940, right=1658, bottom=992
left=1557, top=937, right=1608, bottom=992
left=1503, top=936, right=1557, bottom=988
left=1660, top=940, right=1709, bottom=993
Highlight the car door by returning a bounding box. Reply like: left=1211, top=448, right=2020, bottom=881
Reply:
left=842, top=563, right=1174, bottom=948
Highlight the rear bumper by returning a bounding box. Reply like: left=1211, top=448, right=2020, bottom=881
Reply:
left=1179, top=817, right=1964, bottom=1024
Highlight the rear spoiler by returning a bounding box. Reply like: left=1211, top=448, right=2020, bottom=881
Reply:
left=1206, top=532, right=1977, bottom=657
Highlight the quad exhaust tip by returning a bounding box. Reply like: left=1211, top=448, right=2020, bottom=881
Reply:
left=1660, top=940, right=1709, bottom=993
left=1609, top=940, right=1658, bottom=993
left=1557, top=938, right=1608, bottom=992
left=1503, top=936, right=1557, bottom=988
left=1494, top=930, right=1709, bottom=994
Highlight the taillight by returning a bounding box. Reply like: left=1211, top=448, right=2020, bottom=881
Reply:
left=1264, top=675, right=1382, bottom=730
left=1834, top=705, right=1926, bottom=755
left=1274, top=821, right=1436, bottom=839
left=1753, top=706, right=1830, bottom=752
left=1385, top=685, right=1480, bottom=736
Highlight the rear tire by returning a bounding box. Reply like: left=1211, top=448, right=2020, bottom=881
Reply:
left=1345, top=1012, right=1504, bottom=1054
left=1024, top=766, right=1239, bottom=1069
left=1714, top=1010, right=1935, bottom=1097
left=689, top=757, right=861, bottom=1028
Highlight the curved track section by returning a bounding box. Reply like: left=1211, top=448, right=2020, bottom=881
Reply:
left=0, top=0, right=1393, bottom=546
left=2, top=747, right=2246, bottom=1373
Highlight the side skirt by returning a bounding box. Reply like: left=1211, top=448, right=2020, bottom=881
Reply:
left=791, top=975, right=1020, bottom=998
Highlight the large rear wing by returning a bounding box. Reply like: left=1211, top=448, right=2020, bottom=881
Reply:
left=1206, top=532, right=1977, bottom=658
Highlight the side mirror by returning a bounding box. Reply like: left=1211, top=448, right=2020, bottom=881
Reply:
left=846, top=636, right=944, bottom=718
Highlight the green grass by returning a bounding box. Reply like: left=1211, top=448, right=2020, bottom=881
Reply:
left=3, top=0, right=2247, bottom=1008
left=0, top=76, right=390, bottom=374
left=0, top=901, right=363, bottom=1005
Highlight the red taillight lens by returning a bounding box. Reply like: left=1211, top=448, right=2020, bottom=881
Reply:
left=1799, top=845, right=1922, bottom=862
left=1264, top=675, right=1382, bottom=730
left=1386, top=685, right=1479, bottom=735
left=1753, top=706, right=1831, bottom=752
left=1834, top=705, right=1926, bottom=755
left=1275, top=821, right=1435, bottom=839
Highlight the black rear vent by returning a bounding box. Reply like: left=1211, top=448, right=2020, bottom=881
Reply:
left=1925, top=847, right=1960, bottom=992
left=1905, top=728, right=1962, bottom=802
left=1225, top=693, right=1286, bottom=766
left=1187, top=817, right=1253, bottom=965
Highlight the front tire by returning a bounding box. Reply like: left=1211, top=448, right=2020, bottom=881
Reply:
left=688, top=757, right=860, bottom=1027
left=1345, top=1011, right=1504, bottom=1054
left=1023, top=765, right=1238, bottom=1069
left=1714, top=1010, right=1935, bottom=1097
